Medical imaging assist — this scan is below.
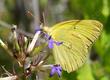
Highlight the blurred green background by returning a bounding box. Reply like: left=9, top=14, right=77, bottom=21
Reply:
left=0, top=0, right=110, bottom=80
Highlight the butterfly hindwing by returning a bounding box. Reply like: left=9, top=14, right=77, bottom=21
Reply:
left=48, top=20, right=103, bottom=72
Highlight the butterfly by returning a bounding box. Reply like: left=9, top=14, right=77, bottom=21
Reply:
left=43, top=20, right=103, bottom=73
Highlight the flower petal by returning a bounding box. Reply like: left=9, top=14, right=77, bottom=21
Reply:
left=50, top=65, right=62, bottom=77
left=50, top=66, right=56, bottom=77
left=48, top=39, right=54, bottom=49
left=55, top=41, right=63, bottom=46
left=45, top=34, right=49, bottom=39
left=57, top=69, right=62, bottom=77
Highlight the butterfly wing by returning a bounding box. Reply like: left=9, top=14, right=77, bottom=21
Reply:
left=48, top=20, right=103, bottom=73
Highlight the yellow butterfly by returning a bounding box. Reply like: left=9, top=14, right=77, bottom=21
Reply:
left=43, top=20, right=103, bottom=73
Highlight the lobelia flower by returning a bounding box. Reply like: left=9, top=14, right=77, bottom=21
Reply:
left=34, top=29, right=63, bottom=49
left=35, top=28, right=43, bottom=33
left=44, top=34, right=63, bottom=49
left=50, top=65, right=62, bottom=77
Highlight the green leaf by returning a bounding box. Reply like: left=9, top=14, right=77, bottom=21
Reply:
left=77, top=63, right=95, bottom=80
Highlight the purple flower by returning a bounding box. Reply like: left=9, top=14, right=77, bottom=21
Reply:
left=50, top=65, right=62, bottom=77
left=44, top=34, right=63, bottom=49
left=55, top=41, right=63, bottom=46
left=34, top=30, right=63, bottom=49
left=35, top=28, right=42, bottom=33
left=48, top=38, right=54, bottom=49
